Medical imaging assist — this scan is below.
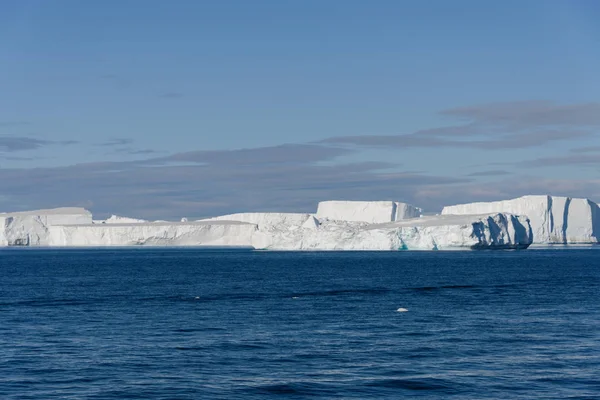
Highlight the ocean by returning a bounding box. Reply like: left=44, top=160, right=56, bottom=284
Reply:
left=1, top=248, right=599, bottom=399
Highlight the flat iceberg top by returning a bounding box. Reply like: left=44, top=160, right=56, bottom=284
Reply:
left=316, top=200, right=421, bottom=224
left=374, top=213, right=518, bottom=229
left=58, top=220, right=256, bottom=227
left=443, top=194, right=594, bottom=210
left=319, top=200, right=401, bottom=206
left=0, top=207, right=91, bottom=217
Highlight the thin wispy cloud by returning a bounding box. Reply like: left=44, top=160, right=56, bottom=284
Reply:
left=0, top=136, right=77, bottom=153
left=0, top=143, right=466, bottom=218
left=467, top=170, right=512, bottom=177
left=97, top=138, right=134, bottom=147
left=569, top=146, right=600, bottom=153
left=0, top=121, right=30, bottom=128
left=322, top=101, right=599, bottom=150
left=522, top=154, right=600, bottom=167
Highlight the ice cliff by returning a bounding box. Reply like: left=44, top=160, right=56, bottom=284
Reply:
left=7, top=195, right=598, bottom=248
left=0, top=208, right=92, bottom=246
left=251, top=212, right=531, bottom=250
left=316, top=201, right=422, bottom=223
left=0, top=202, right=532, bottom=250
left=442, top=195, right=600, bottom=244
left=48, top=221, right=256, bottom=247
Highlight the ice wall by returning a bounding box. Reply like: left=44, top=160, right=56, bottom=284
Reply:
left=48, top=221, right=257, bottom=247
left=0, top=204, right=532, bottom=250
left=0, top=208, right=92, bottom=246
left=200, top=213, right=312, bottom=230
left=253, top=212, right=532, bottom=250
left=316, top=201, right=422, bottom=224
left=442, top=195, right=600, bottom=244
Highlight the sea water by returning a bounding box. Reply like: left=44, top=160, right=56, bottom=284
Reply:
left=1, top=248, right=599, bottom=399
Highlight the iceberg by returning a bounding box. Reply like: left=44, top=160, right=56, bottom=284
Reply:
left=99, top=215, right=148, bottom=224
left=48, top=221, right=257, bottom=247
left=316, top=201, right=422, bottom=223
left=252, top=212, right=531, bottom=250
left=0, top=200, right=532, bottom=250
left=442, top=195, right=600, bottom=244
left=0, top=208, right=92, bottom=246
left=200, top=212, right=313, bottom=230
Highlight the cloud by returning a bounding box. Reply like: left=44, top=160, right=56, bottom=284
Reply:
left=522, top=153, right=600, bottom=167
left=116, top=148, right=159, bottom=155
left=442, top=101, right=600, bottom=127
left=97, top=138, right=134, bottom=147
left=3, top=100, right=600, bottom=219
left=148, top=144, right=356, bottom=166
left=0, top=144, right=468, bottom=219
left=0, top=136, right=77, bottom=153
left=94, top=138, right=159, bottom=156
left=322, top=101, right=598, bottom=150
left=2, top=156, right=35, bottom=161
left=0, top=121, right=30, bottom=128
left=0, top=136, right=49, bottom=152
left=570, top=146, right=600, bottom=153
left=467, top=170, right=511, bottom=177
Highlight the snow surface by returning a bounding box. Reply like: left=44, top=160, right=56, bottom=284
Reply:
left=316, top=201, right=422, bottom=224
left=99, top=215, right=148, bottom=224
left=200, top=213, right=313, bottom=230
left=442, top=195, right=600, bottom=244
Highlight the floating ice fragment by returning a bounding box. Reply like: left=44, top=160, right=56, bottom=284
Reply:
left=396, top=308, right=408, bottom=312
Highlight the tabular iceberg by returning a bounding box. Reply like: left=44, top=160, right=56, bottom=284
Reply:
left=200, top=212, right=312, bottom=229
left=48, top=221, right=257, bottom=247
left=442, top=195, right=600, bottom=244
left=252, top=212, right=532, bottom=250
left=316, top=201, right=422, bottom=223
left=100, top=215, right=148, bottom=224
left=0, top=200, right=533, bottom=250
left=0, top=208, right=92, bottom=246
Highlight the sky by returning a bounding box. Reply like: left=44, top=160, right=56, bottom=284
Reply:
left=1, top=0, right=600, bottom=219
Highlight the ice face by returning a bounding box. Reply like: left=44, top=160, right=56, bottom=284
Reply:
left=442, top=195, right=600, bottom=244
left=48, top=220, right=257, bottom=247
left=200, top=213, right=313, bottom=230
left=316, top=201, right=422, bottom=224
left=252, top=213, right=532, bottom=250
left=0, top=208, right=92, bottom=246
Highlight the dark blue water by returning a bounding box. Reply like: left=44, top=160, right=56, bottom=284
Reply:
left=1, top=249, right=599, bottom=399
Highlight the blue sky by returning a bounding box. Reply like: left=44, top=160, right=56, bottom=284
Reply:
left=1, top=0, right=600, bottom=218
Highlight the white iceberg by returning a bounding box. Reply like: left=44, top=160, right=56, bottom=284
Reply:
left=200, top=212, right=313, bottom=230
left=97, top=215, right=148, bottom=224
left=0, top=200, right=533, bottom=250
left=316, top=201, right=422, bottom=224
left=0, top=208, right=92, bottom=246
left=252, top=212, right=531, bottom=250
left=48, top=221, right=257, bottom=247
left=442, top=195, right=600, bottom=244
